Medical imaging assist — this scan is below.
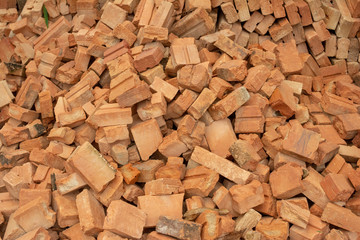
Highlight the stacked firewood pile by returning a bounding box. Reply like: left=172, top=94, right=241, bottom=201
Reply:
left=0, top=0, right=360, bottom=239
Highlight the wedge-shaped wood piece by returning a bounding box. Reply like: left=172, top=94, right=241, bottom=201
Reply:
left=138, top=193, right=184, bottom=227
left=104, top=200, right=146, bottom=239
left=131, top=118, right=163, bottom=160
left=209, top=86, right=250, bottom=120
left=76, top=189, right=105, bottom=236
left=171, top=8, right=214, bottom=39
left=230, top=180, right=265, bottom=214
left=190, top=146, right=256, bottom=185
left=321, top=202, right=360, bottom=232
left=68, top=141, right=116, bottom=193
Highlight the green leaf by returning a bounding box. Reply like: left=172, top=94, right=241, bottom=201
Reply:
left=43, top=5, right=49, bottom=28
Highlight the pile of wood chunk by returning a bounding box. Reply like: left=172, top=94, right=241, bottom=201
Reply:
left=0, top=0, right=360, bottom=239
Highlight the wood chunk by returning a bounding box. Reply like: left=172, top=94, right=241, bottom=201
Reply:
left=156, top=216, right=202, bottom=240
left=190, top=146, right=256, bottom=185
left=131, top=119, right=163, bottom=160
left=321, top=203, right=360, bottom=232
left=214, top=34, right=250, bottom=60
left=269, top=162, right=304, bottom=199
left=171, top=8, right=214, bottom=39
left=320, top=173, right=354, bottom=202
left=138, top=194, right=184, bottom=227
left=104, top=200, right=146, bottom=239
left=230, top=180, right=265, bottom=214
left=76, top=189, right=105, bottom=236
left=68, top=141, right=116, bottom=193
